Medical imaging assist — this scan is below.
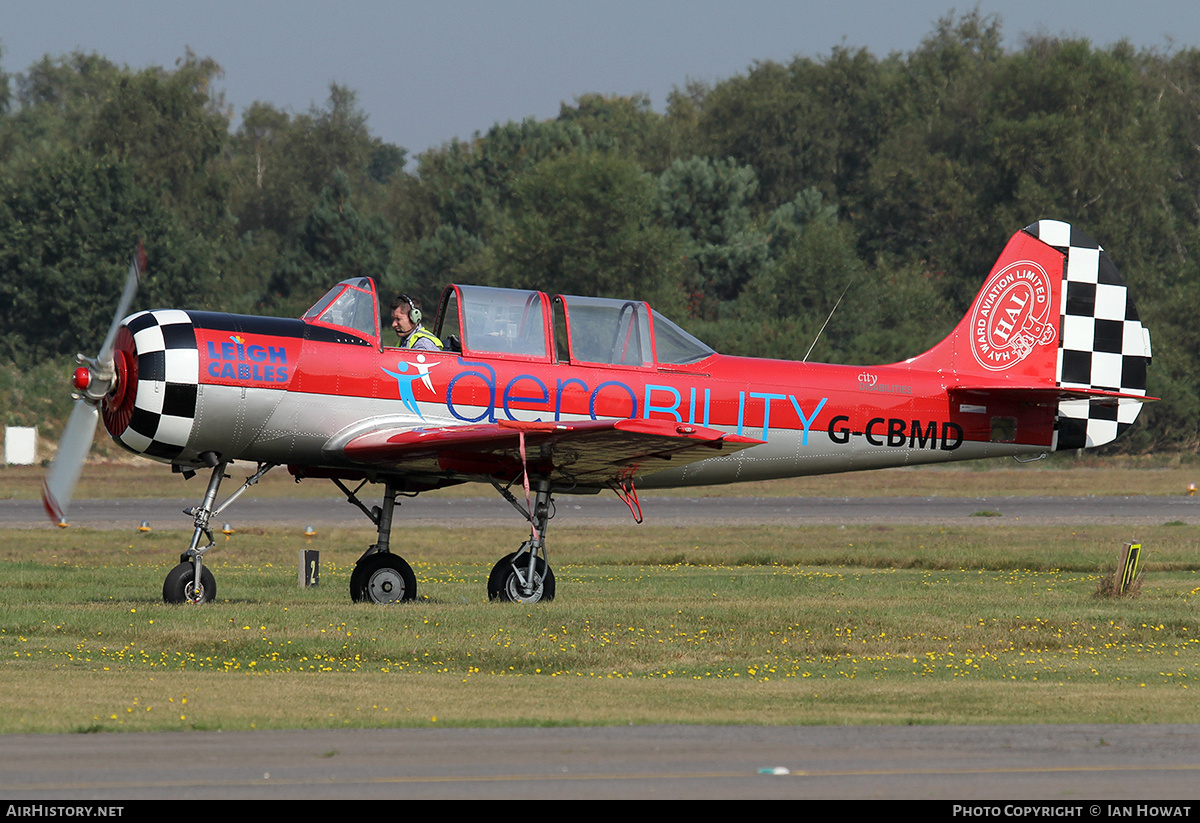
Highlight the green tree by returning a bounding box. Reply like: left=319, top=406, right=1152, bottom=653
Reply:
left=658, top=156, right=768, bottom=307
left=0, top=45, right=9, bottom=117
left=227, top=101, right=297, bottom=236
left=5, top=52, right=125, bottom=157
left=416, top=117, right=590, bottom=236
left=495, top=152, right=685, bottom=309
left=224, top=86, right=405, bottom=315
left=264, top=170, right=394, bottom=318
left=86, top=52, right=230, bottom=211
left=228, top=85, right=399, bottom=237
left=0, top=149, right=213, bottom=364
left=406, top=117, right=596, bottom=298
left=693, top=45, right=897, bottom=210
left=557, top=93, right=677, bottom=173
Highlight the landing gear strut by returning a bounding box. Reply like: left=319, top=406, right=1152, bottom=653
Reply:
left=488, top=476, right=556, bottom=603
left=163, top=455, right=275, bottom=604
left=343, top=479, right=418, bottom=604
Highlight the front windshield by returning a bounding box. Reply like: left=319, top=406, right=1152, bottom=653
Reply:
left=652, top=310, right=715, bottom=364
left=302, top=278, right=378, bottom=339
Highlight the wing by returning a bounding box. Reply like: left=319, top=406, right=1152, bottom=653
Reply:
left=340, top=418, right=762, bottom=489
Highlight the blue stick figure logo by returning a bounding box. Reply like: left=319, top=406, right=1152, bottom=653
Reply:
left=381, top=355, right=437, bottom=419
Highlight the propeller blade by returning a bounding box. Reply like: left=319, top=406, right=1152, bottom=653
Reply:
left=96, top=240, right=147, bottom=367
left=41, top=398, right=100, bottom=525
left=43, top=244, right=147, bottom=525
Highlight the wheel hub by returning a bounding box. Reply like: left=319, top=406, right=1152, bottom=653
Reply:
left=506, top=570, right=543, bottom=603
left=368, top=569, right=406, bottom=603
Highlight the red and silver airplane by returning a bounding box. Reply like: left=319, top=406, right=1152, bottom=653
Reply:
left=43, top=220, right=1154, bottom=604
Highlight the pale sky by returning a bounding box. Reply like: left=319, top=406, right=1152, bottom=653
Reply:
left=2, top=1, right=1196, bottom=160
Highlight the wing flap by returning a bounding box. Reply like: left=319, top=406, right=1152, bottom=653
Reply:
left=342, top=418, right=761, bottom=487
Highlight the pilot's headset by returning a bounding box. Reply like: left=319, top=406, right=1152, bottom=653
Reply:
left=400, top=294, right=421, bottom=325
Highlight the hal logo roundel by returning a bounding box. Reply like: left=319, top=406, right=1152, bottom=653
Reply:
left=970, top=260, right=1057, bottom=371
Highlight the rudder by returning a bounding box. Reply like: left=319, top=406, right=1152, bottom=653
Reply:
left=1025, top=220, right=1152, bottom=449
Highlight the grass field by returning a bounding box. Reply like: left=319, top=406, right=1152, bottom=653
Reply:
left=3, top=514, right=1199, bottom=732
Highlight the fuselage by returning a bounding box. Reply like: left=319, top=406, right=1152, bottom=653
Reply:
left=105, top=306, right=1052, bottom=491
left=106, top=217, right=1158, bottom=494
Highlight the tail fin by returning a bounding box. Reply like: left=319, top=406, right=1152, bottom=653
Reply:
left=908, top=220, right=1153, bottom=450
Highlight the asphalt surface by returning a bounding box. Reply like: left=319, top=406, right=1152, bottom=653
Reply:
left=4, top=493, right=1198, bottom=530
left=2, top=724, right=1199, bottom=800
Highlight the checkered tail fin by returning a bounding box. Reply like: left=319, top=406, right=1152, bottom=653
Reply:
left=1023, top=220, right=1153, bottom=450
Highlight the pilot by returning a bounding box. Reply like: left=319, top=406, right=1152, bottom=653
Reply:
left=390, top=294, right=443, bottom=350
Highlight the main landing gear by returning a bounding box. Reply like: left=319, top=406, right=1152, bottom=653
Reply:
left=335, top=474, right=557, bottom=604
left=340, top=478, right=418, bottom=604
left=486, top=477, right=556, bottom=603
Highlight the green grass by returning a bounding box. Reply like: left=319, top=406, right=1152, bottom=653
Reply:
left=2, top=523, right=1199, bottom=732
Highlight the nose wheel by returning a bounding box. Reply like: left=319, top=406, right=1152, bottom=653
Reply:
left=163, top=561, right=216, bottom=604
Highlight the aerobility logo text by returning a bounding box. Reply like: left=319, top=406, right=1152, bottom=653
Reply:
left=382, top=357, right=963, bottom=451
left=432, top=359, right=830, bottom=444
left=970, top=260, right=1057, bottom=371
left=205, top=335, right=290, bottom=382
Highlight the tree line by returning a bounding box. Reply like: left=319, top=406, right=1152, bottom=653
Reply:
left=1, top=11, right=1198, bottom=451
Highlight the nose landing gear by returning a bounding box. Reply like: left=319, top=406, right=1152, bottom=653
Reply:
left=163, top=457, right=275, bottom=604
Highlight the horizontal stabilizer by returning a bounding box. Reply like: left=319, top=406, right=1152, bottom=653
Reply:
left=949, top=384, right=1155, bottom=450
left=951, top=386, right=1158, bottom=407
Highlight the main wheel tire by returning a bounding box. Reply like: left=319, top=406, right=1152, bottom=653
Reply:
left=351, top=554, right=417, bottom=604
left=487, top=552, right=555, bottom=603
left=163, top=562, right=216, bottom=604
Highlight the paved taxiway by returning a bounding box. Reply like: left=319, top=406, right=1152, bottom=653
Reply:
left=3, top=493, right=1196, bottom=529
left=4, top=494, right=1198, bottom=800
left=3, top=724, right=1200, bottom=800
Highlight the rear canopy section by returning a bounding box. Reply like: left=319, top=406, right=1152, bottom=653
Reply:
left=432, top=284, right=715, bottom=367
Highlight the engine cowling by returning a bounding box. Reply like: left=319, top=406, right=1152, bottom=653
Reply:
left=103, top=310, right=199, bottom=463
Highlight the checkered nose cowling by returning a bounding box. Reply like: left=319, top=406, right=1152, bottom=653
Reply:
left=1023, top=220, right=1153, bottom=450
left=101, top=309, right=199, bottom=463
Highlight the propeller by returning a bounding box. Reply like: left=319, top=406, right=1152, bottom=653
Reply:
left=42, top=243, right=147, bottom=525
